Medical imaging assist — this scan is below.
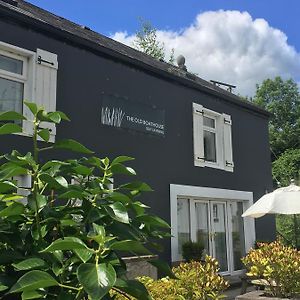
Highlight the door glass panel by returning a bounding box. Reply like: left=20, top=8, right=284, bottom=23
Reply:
left=231, top=202, right=246, bottom=270
left=212, top=203, right=228, bottom=272
left=204, top=130, right=216, bottom=162
left=177, top=199, right=190, bottom=255
left=0, top=77, right=23, bottom=114
left=195, top=202, right=209, bottom=256
left=0, top=55, right=23, bottom=75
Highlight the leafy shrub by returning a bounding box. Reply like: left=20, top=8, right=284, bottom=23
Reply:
left=182, top=241, right=204, bottom=262
left=112, top=256, right=229, bottom=300
left=0, top=103, right=172, bottom=299
left=242, top=240, right=300, bottom=298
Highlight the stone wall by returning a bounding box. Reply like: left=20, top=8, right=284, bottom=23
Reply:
left=123, top=255, right=158, bottom=280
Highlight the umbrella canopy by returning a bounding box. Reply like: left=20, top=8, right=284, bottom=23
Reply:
left=242, top=182, right=300, bottom=218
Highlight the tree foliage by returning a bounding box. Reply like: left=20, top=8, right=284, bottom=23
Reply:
left=253, top=76, right=300, bottom=159
left=0, top=103, right=172, bottom=299
left=272, top=148, right=300, bottom=186
left=133, top=19, right=175, bottom=64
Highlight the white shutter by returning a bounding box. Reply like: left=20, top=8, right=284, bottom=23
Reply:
left=223, top=113, right=234, bottom=172
left=193, top=103, right=205, bottom=167
left=35, top=48, right=58, bottom=142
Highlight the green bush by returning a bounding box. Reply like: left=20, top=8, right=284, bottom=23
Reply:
left=242, top=240, right=300, bottom=298
left=0, top=103, right=172, bottom=299
left=112, top=256, right=229, bottom=300
left=182, top=241, right=204, bottom=262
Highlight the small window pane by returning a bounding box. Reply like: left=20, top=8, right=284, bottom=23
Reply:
left=231, top=202, right=246, bottom=270
left=0, top=77, right=23, bottom=114
left=203, top=116, right=215, bottom=128
left=0, top=55, right=23, bottom=75
left=204, top=130, right=216, bottom=162
left=177, top=199, right=190, bottom=255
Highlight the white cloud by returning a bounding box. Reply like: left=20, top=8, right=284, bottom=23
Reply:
left=111, top=10, right=300, bottom=96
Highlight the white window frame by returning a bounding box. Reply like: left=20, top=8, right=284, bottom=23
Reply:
left=170, top=184, right=255, bottom=269
left=0, top=42, right=35, bottom=130
left=0, top=41, right=58, bottom=142
left=193, top=102, right=234, bottom=172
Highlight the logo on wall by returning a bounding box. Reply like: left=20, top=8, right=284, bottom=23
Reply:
left=101, top=94, right=165, bottom=137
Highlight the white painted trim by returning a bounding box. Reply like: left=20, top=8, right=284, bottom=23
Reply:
left=170, top=184, right=255, bottom=268
left=192, top=102, right=234, bottom=172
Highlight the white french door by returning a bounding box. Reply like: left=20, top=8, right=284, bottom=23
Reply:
left=191, top=200, right=230, bottom=273
left=171, top=184, right=255, bottom=275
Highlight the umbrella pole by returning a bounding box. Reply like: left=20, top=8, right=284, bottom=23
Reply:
left=294, top=214, right=298, bottom=249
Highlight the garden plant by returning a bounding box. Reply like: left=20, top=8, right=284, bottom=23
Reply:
left=242, top=240, right=300, bottom=298
left=182, top=241, right=204, bottom=262
left=0, top=102, right=172, bottom=299
left=112, top=255, right=229, bottom=300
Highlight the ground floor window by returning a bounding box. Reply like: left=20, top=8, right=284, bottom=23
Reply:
left=171, top=184, right=255, bottom=275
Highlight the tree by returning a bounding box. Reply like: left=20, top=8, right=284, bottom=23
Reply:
left=253, top=77, right=300, bottom=159
left=0, top=103, right=172, bottom=299
left=272, top=148, right=300, bottom=186
left=133, top=19, right=175, bottom=63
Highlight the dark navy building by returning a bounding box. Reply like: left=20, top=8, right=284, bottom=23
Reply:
left=0, top=0, right=275, bottom=275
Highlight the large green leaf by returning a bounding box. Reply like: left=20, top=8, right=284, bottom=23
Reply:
left=74, top=249, right=93, bottom=263
left=56, top=111, right=70, bottom=121
left=120, top=181, right=153, bottom=192
left=39, top=174, right=68, bottom=189
left=115, top=279, right=151, bottom=300
left=110, top=240, right=150, bottom=254
left=0, top=164, right=27, bottom=180
left=0, top=181, right=18, bottom=193
left=47, top=112, right=61, bottom=124
left=107, top=202, right=129, bottom=224
left=106, top=192, right=132, bottom=204
left=0, top=123, right=22, bottom=135
left=148, top=259, right=177, bottom=279
left=40, top=237, right=93, bottom=252
left=37, top=128, right=50, bottom=142
left=53, top=139, right=94, bottom=154
left=0, top=111, right=26, bottom=121
left=77, top=263, right=116, bottom=299
left=9, top=271, right=58, bottom=294
left=22, top=290, right=46, bottom=299
left=111, top=156, right=134, bottom=166
left=24, top=102, right=38, bottom=115
left=28, top=194, right=47, bottom=212
left=110, top=163, right=136, bottom=176
left=12, top=258, right=47, bottom=271
left=0, top=202, right=24, bottom=217
left=136, top=215, right=170, bottom=229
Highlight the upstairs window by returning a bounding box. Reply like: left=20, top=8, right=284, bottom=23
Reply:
left=0, top=52, right=27, bottom=115
left=0, top=42, right=58, bottom=142
left=193, top=102, right=234, bottom=172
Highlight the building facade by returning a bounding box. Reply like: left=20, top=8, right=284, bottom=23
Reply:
left=0, top=0, right=275, bottom=276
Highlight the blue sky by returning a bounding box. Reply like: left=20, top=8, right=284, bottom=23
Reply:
left=26, top=0, right=299, bottom=50
left=27, top=0, right=300, bottom=96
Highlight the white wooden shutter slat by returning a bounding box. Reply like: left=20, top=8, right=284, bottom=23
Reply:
left=223, top=113, right=234, bottom=172
left=193, top=103, right=205, bottom=167
left=35, top=49, right=58, bottom=142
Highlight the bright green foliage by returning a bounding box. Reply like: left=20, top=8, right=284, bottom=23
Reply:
left=182, top=241, right=204, bottom=262
left=0, top=103, right=172, bottom=299
left=242, top=240, right=300, bottom=298
left=133, top=19, right=175, bottom=63
left=112, top=256, right=229, bottom=300
left=272, top=149, right=300, bottom=247
left=272, top=148, right=300, bottom=186
left=253, top=77, right=300, bottom=159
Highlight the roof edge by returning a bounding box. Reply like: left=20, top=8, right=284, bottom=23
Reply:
left=0, top=0, right=271, bottom=118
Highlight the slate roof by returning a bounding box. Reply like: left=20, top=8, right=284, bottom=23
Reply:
left=0, top=0, right=270, bottom=117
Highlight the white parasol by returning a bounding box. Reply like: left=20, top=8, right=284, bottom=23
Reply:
left=242, top=180, right=300, bottom=246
